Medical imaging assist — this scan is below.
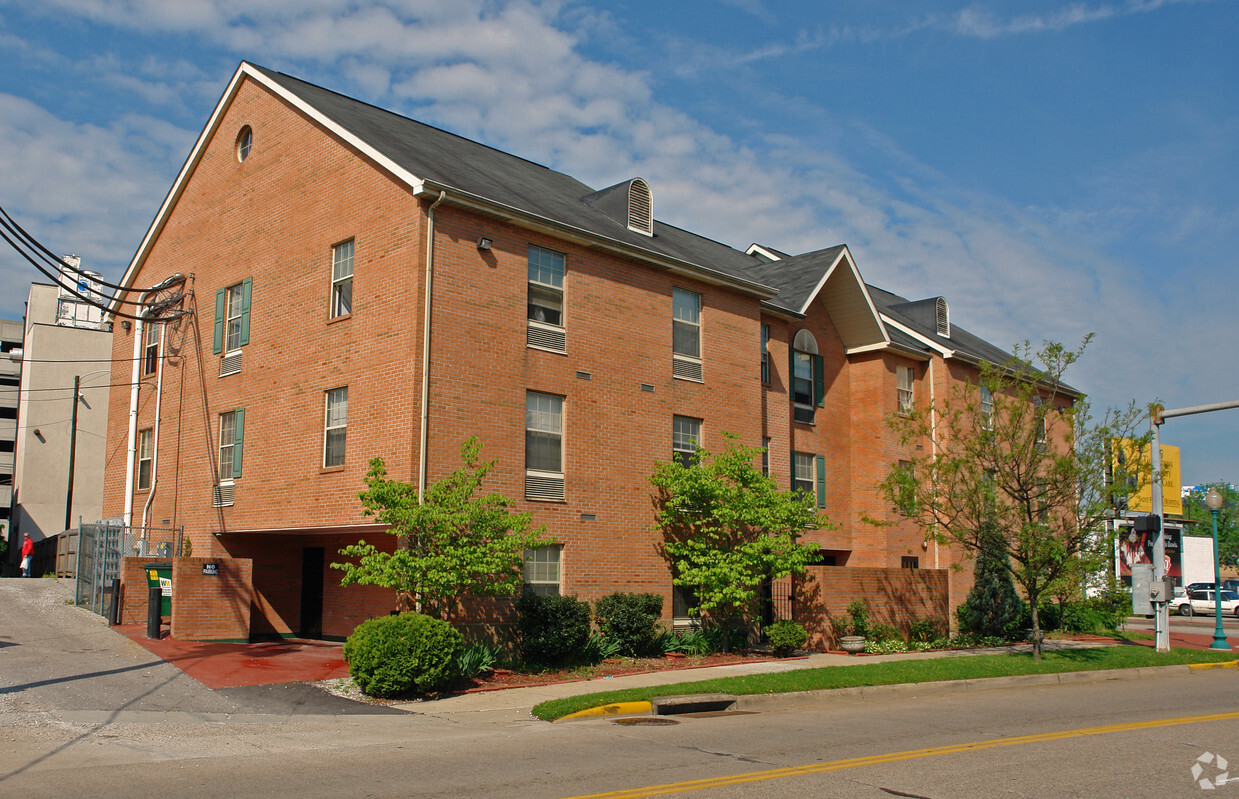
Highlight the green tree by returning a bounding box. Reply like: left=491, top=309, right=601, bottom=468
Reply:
left=1182, top=483, right=1239, bottom=567
left=877, top=338, right=1150, bottom=658
left=331, top=438, right=552, bottom=620
left=650, top=433, right=826, bottom=650
left=960, top=522, right=1022, bottom=637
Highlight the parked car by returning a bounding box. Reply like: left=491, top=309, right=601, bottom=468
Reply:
left=1222, top=579, right=1239, bottom=593
left=1186, top=582, right=1216, bottom=594
left=1167, top=585, right=1187, bottom=613
left=1178, top=590, right=1239, bottom=617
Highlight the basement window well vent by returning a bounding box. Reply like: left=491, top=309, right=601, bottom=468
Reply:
left=220, top=351, right=242, bottom=377
left=525, top=473, right=565, bottom=502
left=212, top=482, right=235, bottom=508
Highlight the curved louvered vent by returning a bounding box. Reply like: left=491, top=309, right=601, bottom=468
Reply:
left=936, top=297, right=950, bottom=337
left=525, top=473, right=565, bottom=501
left=628, top=179, right=653, bottom=236
left=527, top=322, right=566, bottom=352
left=672, top=356, right=703, bottom=382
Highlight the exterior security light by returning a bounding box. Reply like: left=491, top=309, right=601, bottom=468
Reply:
left=477, top=237, right=493, bottom=251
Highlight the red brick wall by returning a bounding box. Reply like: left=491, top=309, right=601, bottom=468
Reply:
left=170, top=557, right=253, bottom=642
left=792, top=565, right=950, bottom=650
left=119, top=557, right=165, bottom=626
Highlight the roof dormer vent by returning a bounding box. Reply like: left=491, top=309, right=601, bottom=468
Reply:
left=935, top=297, right=950, bottom=337
left=627, top=178, right=652, bottom=236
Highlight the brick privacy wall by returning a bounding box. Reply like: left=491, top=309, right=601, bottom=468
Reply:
left=792, top=565, right=950, bottom=650
left=99, top=72, right=987, bottom=641
left=119, top=557, right=165, bottom=626
left=170, top=557, right=253, bottom=641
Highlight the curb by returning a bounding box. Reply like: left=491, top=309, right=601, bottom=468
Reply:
left=556, top=701, right=652, bottom=722
left=1188, top=659, right=1239, bottom=671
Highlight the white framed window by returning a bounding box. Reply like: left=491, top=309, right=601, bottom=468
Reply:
left=526, top=392, right=565, bottom=500
left=143, top=321, right=159, bottom=376
left=762, top=437, right=770, bottom=477
left=331, top=239, right=354, bottom=318
left=225, top=282, right=245, bottom=352
left=672, top=583, right=699, bottom=623
left=137, top=428, right=153, bottom=490
left=980, top=386, right=994, bottom=430
left=672, top=416, right=701, bottom=466
left=794, top=451, right=815, bottom=496
left=1033, top=396, right=1047, bottom=448
left=672, top=288, right=702, bottom=381
left=218, top=409, right=244, bottom=482
left=235, top=126, right=252, bottom=162
left=792, top=329, right=820, bottom=424
left=324, top=387, right=348, bottom=467
left=527, top=246, right=566, bottom=352
left=523, top=545, right=562, bottom=596
left=760, top=324, right=770, bottom=384
left=897, top=365, right=914, bottom=414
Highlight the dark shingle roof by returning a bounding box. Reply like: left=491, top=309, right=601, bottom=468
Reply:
left=744, top=245, right=847, bottom=315
left=251, top=66, right=766, bottom=290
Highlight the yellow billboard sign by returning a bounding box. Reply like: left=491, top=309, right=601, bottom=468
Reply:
left=1118, top=440, right=1182, bottom=517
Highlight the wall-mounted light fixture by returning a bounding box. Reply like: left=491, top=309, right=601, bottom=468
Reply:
left=477, top=237, right=493, bottom=251
left=121, top=320, right=131, bottom=331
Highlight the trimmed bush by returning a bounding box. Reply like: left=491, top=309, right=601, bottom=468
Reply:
left=343, top=613, right=463, bottom=698
left=765, top=620, right=808, bottom=657
left=516, top=592, right=593, bottom=667
left=868, top=623, right=903, bottom=643
left=595, top=592, right=664, bottom=657
left=909, top=617, right=946, bottom=643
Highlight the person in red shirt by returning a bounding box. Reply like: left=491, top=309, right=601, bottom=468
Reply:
left=20, top=534, right=34, bottom=577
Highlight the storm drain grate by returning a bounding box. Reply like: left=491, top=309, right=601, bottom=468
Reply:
left=613, top=717, right=680, bottom=726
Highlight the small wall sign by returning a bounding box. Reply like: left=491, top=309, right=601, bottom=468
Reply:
left=202, top=563, right=220, bottom=576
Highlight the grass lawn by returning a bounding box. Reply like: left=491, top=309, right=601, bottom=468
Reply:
left=532, top=645, right=1236, bottom=721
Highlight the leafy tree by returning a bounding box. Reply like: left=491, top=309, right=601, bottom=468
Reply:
left=650, top=433, right=826, bottom=650
left=1182, top=483, right=1239, bottom=567
left=331, top=438, right=552, bottom=619
left=960, top=522, right=1022, bottom=637
left=877, top=338, right=1150, bottom=658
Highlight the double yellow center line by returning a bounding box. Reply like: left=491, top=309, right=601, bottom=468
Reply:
left=567, top=710, right=1239, bottom=798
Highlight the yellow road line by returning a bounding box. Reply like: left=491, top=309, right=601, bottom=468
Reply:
left=565, top=710, right=1239, bottom=799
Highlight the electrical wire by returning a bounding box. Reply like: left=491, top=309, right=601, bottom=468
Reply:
left=0, top=203, right=179, bottom=296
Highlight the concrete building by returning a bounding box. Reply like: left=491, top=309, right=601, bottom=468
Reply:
left=1, top=317, right=22, bottom=540
left=103, top=63, right=1070, bottom=643
left=9, top=265, right=113, bottom=552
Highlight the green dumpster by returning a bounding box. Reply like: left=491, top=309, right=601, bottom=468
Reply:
left=144, top=561, right=172, bottom=617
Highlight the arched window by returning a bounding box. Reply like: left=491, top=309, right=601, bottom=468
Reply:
left=791, top=330, right=823, bottom=424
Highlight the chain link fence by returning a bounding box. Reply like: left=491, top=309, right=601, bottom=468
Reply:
left=60, top=523, right=183, bottom=621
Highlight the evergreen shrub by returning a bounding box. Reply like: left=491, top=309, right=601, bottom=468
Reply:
left=764, top=620, right=808, bottom=657
left=594, top=592, right=664, bottom=656
left=516, top=592, right=592, bottom=667
left=343, top=613, right=463, bottom=698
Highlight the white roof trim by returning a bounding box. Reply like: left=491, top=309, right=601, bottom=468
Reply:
left=881, top=315, right=956, bottom=357
left=798, top=246, right=890, bottom=342
left=746, top=244, right=784, bottom=261
left=110, top=62, right=430, bottom=314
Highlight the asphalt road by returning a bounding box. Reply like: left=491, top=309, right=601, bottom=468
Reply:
left=4, top=578, right=1238, bottom=798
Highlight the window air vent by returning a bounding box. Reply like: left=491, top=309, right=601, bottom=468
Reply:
left=527, top=322, right=567, bottom=353
left=794, top=405, right=816, bottom=425
left=525, top=473, right=565, bottom=502
left=935, top=297, right=950, bottom=337
left=220, top=351, right=242, bottom=377
left=672, top=356, right=703, bottom=382
left=627, top=179, right=653, bottom=237
left=213, top=483, right=235, bottom=507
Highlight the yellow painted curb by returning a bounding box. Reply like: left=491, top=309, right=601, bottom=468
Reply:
left=555, top=701, right=652, bottom=722
left=1188, top=660, right=1239, bottom=671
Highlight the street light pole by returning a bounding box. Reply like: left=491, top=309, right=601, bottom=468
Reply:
left=1205, top=487, right=1230, bottom=651
left=64, top=374, right=80, bottom=532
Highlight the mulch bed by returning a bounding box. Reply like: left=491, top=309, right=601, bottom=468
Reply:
left=454, top=651, right=792, bottom=693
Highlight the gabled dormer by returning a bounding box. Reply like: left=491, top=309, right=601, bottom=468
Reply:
left=582, top=178, right=653, bottom=237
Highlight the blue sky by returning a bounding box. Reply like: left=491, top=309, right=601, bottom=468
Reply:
left=1, top=0, right=1236, bottom=485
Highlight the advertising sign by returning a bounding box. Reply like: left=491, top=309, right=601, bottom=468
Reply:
left=1119, top=524, right=1182, bottom=578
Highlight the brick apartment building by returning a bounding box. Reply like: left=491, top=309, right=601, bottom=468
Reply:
left=104, top=62, right=1052, bottom=642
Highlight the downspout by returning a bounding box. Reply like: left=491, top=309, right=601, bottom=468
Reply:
left=928, top=359, right=939, bottom=569
left=122, top=299, right=148, bottom=538
left=417, top=191, right=446, bottom=504
left=140, top=323, right=166, bottom=532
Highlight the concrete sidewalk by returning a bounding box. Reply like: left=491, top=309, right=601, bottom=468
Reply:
left=394, top=638, right=1118, bottom=721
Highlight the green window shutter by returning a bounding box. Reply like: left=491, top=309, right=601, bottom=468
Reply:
left=232, top=409, right=245, bottom=478
left=790, top=450, right=797, bottom=491
left=788, top=341, right=796, bottom=393
left=815, top=454, right=826, bottom=508
left=814, top=354, right=826, bottom=407
left=239, top=277, right=253, bottom=347
left=213, top=288, right=225, bottom=354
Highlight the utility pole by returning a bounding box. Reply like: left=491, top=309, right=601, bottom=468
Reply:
left=64, top=374, right=80, bottom=532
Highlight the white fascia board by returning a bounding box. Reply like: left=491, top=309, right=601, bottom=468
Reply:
left=799, top=246, right=891, bottom=344
left=413, top=181, right=780, bottom=300
left=109, top=62, right=430, bottom=315
left=880, top=315, right=955, bottom=358
left=845, top=341, right=931, bottom=360
left=746, top=243, right=784, bottom=261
